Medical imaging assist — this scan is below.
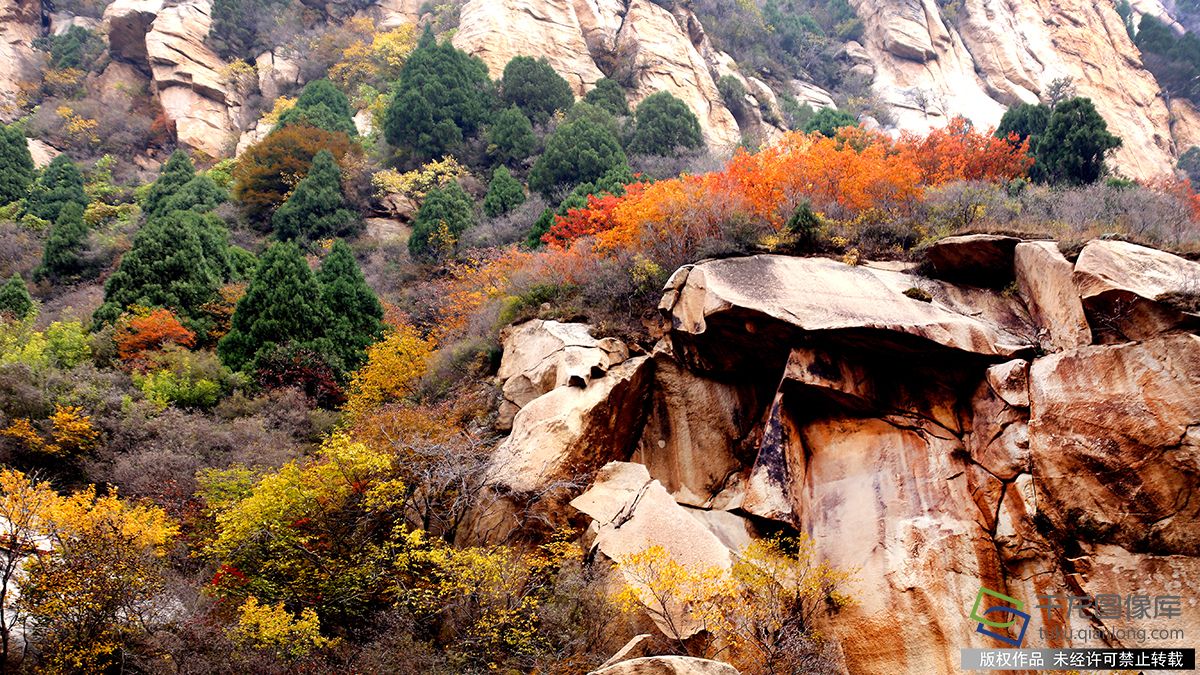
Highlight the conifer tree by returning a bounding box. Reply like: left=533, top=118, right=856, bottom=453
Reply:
left=801, top=107, right=858, bottom=138
left=0, top=273, right=33, bottom=318
left=35, top=202, right=88, bottom=283
left=487, top=106, right=536, bottom=165
left=1037, top=97, right=1122, bottom=185
left=529, top=114, right=627, bottom=198
left=218, top=241, right=332, bottom=372
left=276, top=79, right=358, bottom=136
left=143, top=150, right=196, bottom=219
left=500, top=56, right=574, bottom=125
left=317, top=240, right=384, bottom=372
left=27, top=155, right=86, bottom=223
left=483, top=166, right=525, bottom=217
left=383, top=33, right=496, bottom=160
left=409, top=181, right=475, bottom=261
left=162, top=175, right=227, bottom=215
left=93, top=213, right=223, bottom=326
left=629, top=91, right=704, bottom=155
left=272, top=150, right=358, bottom=242
left=0, top=124, right=34, bottom=205
left=584, top=78, right=629, bottom=117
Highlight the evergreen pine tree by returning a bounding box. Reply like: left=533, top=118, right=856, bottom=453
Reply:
left=629, top=92, right=704, bottom=155
left=801, top=107, right=858, bottom=138
left=48, top=26, right=103, bottom=70
left=529, top=115, right=627, bottom=198
left=409, top=182, right=475, bottom=261
left=272, top=150, right=358, bottom=242
left=500, top=56, right=575, bottom=125
left=183, top=210, right=235, bottom=283
left=144, top=151, right=197, bottom=219
left=317, top=240, right=384, bottom=372
left=584, top=78, right=629, bottom=117
left=276, top=79, right=358, bottom=136
left=218, top=241, right=333, bottom=372
left=383, top=35, right=496, bottom=160
left=483, top=166, right=525, bottom=217
left=487, top=106, right=537, bottom=165
left=35, top=202, right=88, bottom=283
left=0, top=273, right=34, bottom=318
left=1035, top=97, right=1122, bottom=185
left=162, top=175, right=228, bottom=215
left=0, top=124, right=34, bottom=205
left=92, top=212, right=223, bottom=326
left=27, top=155, right=86, bottom=223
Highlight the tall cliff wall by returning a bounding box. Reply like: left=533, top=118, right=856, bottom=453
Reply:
left=484, top=236, right=1200, bottom=672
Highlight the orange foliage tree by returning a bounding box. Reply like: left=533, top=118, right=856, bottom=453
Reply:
left=566, top=124, right=1032, bottom=254
left=113, top=307, right=196, bottom=370
left=899, top=117, right=1032, bottom=185
left=232, top=125, right=363, bottom=224
left=543, top=183, right=646, bottom=248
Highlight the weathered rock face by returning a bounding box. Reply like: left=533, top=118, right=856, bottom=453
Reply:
left=486, top=236, right=1200, bottom=672
left=592, top=656, right=740, bottom=675
left=590, top=656, right=741, bottom=675
left=0, top=0, right=42, bottom=123
left=850, top=0, right=1177, bottom=180
left=454, top=0, right=605, bottom=95
left=144, top=0, right=243, bottom=157
left=453, top=0, right=751, bottom=150
left=660, top=254, right=1034, bottom=373
left=571, top=462, right=738, bottom=639
left=496, top=319, right=629, bottom=431
left=1029, top=334, right=1200, bottom=555
left=1073, top=239, right=1200, bottom=341
left=1014, top=241, right=1091, bottom=352
left=630, top=344, right=762, bottom=507
left=26, top=138, right=60, bottom=169
left=476, top=354, right=651, bottom=540
left=603, top=0, right=740, bottom=150
left=103, top=0, right=164, bottom=64
left=924, top=233, right=1020, bottom=287
left=364, top=0, right=424, bottom=29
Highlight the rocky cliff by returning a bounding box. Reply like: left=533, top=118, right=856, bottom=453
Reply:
left=848, top=0, right=1178, bottom=180
left=444, top=0, right=1200, bottom=179
left=10, top=0, right=1200, bottom=177
left=483, top=236, right=1200, bottom=672
left=452, top=0, right=749, bottom=150
left=0, top=0, right=42, bottom=123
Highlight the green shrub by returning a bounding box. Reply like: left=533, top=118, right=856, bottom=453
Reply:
left=529, top=112, right=627, bottom=198
left=500, top=56, right=574, bottom=124
left=483, top=166, right=525, bottom=218
left=409, top=182, right=475, bottom=261
left=629, top=92, right=703, bottom=155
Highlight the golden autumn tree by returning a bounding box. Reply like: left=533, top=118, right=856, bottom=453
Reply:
left=0, top=404, right=98, bottom=458
left=10, top=474, right=177, bottom=673
left=342, top=323, right=436, bottom=420
left=0, top=468, right=57, bottom=668
left=616, top=537, right=854, bottom=675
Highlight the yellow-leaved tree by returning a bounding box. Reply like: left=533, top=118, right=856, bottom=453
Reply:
left=0, top=470, right=177, bottom=673
left=0, top=468, right=58, bottom=668
left=230, top=596, right=330, bottom=660
left=617, top=536, right=855, bottom=675
left=200, top=433, right=405, bottom=627
left=342, top=323, right=435, bottom=420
